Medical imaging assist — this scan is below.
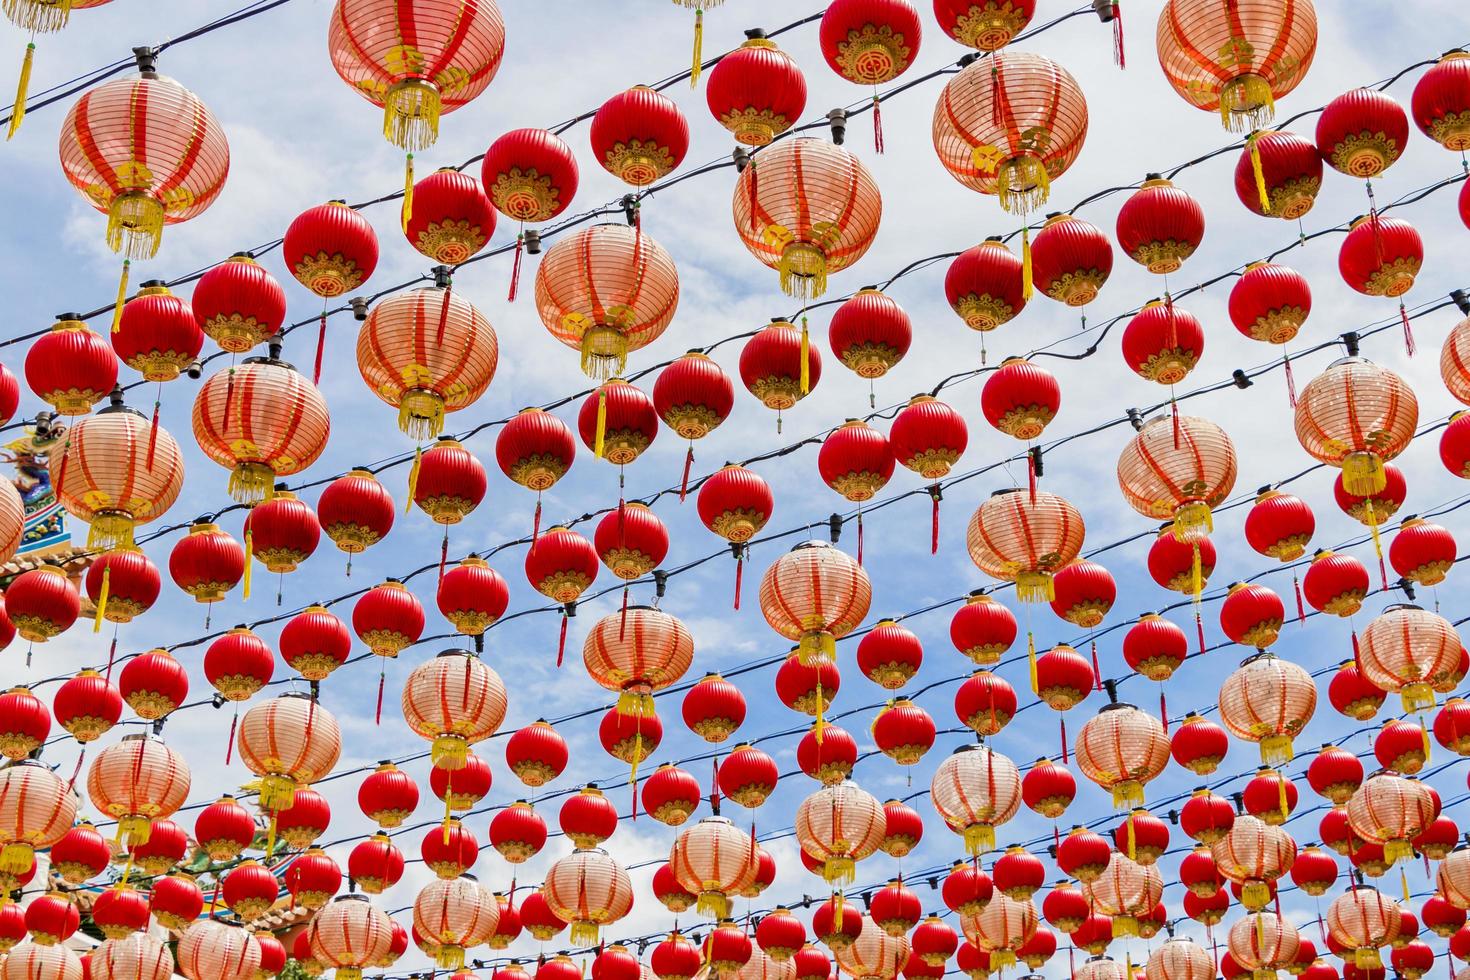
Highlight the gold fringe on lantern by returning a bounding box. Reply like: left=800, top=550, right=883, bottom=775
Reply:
left=581, top=326, right=630, bottom=381
left=107, top=192, right=165, bottom=260
left=435, top=945, right=466, bottom=971
left=1241, top=881, right=1271, bottom=910
left=432, top=734, right=469, bottom=769
left=798, top=630, right=837, bottom=665
left=824, top=855, right=856, bottom=886
left=616, top=690, right=657, bottom=716
left=1172, top=501, right=1214, bottom=543
left=1355, top=949, right=1383, bottom=970
left=1111, top=779, right=1144, bottom=810
left=697, top=892, right=733, bottom=919
left=383, top=78, right=442, bottom=152
left=991, top=952, right=1017, bottom=971
left=779, top=243, right=829, bottom=300
left=92, top=564, right=110, bottom=633
left=258, top=773, right=298, bottom=811
left=1219, top=74, right=1276, bottom=133
left=1384, top=838, right=1415, bottom=863
left=1112, top=915, right=1139, bottom=938
left=7, top=42, right=34, bottom=140
left=0, top=843, right=34, bottom=875
left=87, top=512, right=136, bottom=552
left=571, top=922, right=602, bottom=947
left=406, top=445, right=423, bottom=514
left=399, top=389, right=447, bottom=441
left=1341, top=451, right=1387, bottom=496
left=337, top=970, right=363, bottom=980
left=229, top=462, right=277, bottom=505
left=1014, top=571, right=1054, bottom=603
left=1248, top=132, right=1271, bottom=213
left=1400, top=683, right=1436, bottom=713
left=993, top=155, right=1051, bottom=215
left=4, top=0, right=73, bottom=32
left=1259, top=734, right=1294, bottom=765
left=1027, top=632, right=1038, bottom=696
left=963, top=824, right=996, bottom=856
left=117, top=815, right=152, bottom=846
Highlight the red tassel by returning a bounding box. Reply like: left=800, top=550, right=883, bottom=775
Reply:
left=1400, top=302, right=1416, bottom=356
left=1160, top=690, right=1169, bottom=730
left=222, top=368, right=236, bottom=428
left=146, top=399, right=160, bottom=470
left=1171, top=397, right=1181, bottom=450
left=557, top=611, right=568, bottom=667
left=711, top=758, right=721, bottom=811
left=67, top=746, right=85, bottom=793
left=1091, top=640, right=1103, bottom=690
left=533, top=497, right=542, bottom=541
left=1293, top=573, right=1306, bottom=623
left=104, top=636, right=118, bottom=682
left=733, top=551, right=743, bottom=611
left=313, top=310, right=327, bottom=385
left=1059, top=715, right=1068, bottom=763
left=872, top=94, right=884, bottom=154
left=680, top=446, right=694, bottom=501
left=225, top=709, right=238, bottom=766
left=631, top=779, right=638, bottom=822
left=1196, top=611, right=1206, bottom=655
left=747, top=159, right=759, bottom=234
left=990, top=65, right=1002, bottom=127
left=1027, top=451, right=1038, bottom=504
left=930, top=486, right=941, bottom=555
left=619, top=586, right=629, bottom=641
left=436, top=279, right=453, bottom=346
left=375, top=671, right=385, bottom=726
left=1053, top=823, right=1061, bottom=850
left=856, top=511, right=865, bottom=566
left=1112, top=1, right=1125, bottom=67
left=1284, top=352, right=1298, bottom=407
left=508, top=232, right=524, bottom=302
left=1351, top=629, right=1361, bottom=664
left=439, top=529, right=449, bottom=583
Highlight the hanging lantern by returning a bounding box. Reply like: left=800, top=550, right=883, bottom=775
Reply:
left=741, top=320, right=823, bottom=418
left=829, top=289, right=914, bottom=385
left=834, top=915, right=909, bottom=980
left=1413, top=51, right=1470, bottom=149
left=593, top=504, right=669, bottom=582
left=759, top=540, right=871, bottom=663
left=420, top=819, right=478, bottom=879
left=283, top=202, right=380, bottom=301
left=277, top=605, right=350, bottom=681
left=534, top=223, right=679, bottom=380
left=655, top=934, right=705, bottom=980
left=317, top=470, right=394, bottom=566
left=1049, top=560, right=1116, bottom=629
left=1116, top=178, right=1206, bottom=274
left=891, top=394, right=968, bottom=481
left=192, top=350, right=330, bottom=504
left=1155, top=0, right=1318, bottom=132
left=402, top=650, right=507, bottom=768
left=410, top=438, right=487, bottom=532
left=933, top=52, right=1088, bottom=214
left=1374, top=719, right=1429, bottom=774
left=776, top=651, right=842, bottom=718
left=1123, top=614, right=1188, bottom=680
left=1317, top=89, right=1409, bottom=178
left=193, top=796, right=256, bottom=862
left=349, top=581, right=424, bottom=661
left=1327, top=886, right=1404, bottom=970
left=490, top=800, right=547, bottom=863
left=1219, top=583, right=1286, bottom=649
left=950, top=593, right=1017, bottom=665
left=1290, top=845, right=1339, bottom=897
left=435, top=556, right=509, bottom=637
left=857, top=621, right=923, bottom=690
left=411, top=877, right=498, bottom=971
left=169, top=521, right=245, bottom=609
left=993, top=848, right=1046, bottom=901
left=930, top=744, right=1021, bottom=855
left=1390, top=518, right=1456, bottom=586
left=705, top=922, right=755, bottom=979
left=579, top=379, right=659, bottom=465
left=1029, top=213, right=1113, bottom=306
left=113, top=283, right=203, bottom=382
left=966, top=488, right=1085, bottom=601
left=706, top=34, right=807, bottom=146
left=1357, top=604, right=1462, bottom=711
left=403, top=169, right=496, bottom=265
left=1084, top=852, right=1163, bottom=936
left=1074, top=701, right=1169, bottom=808
left=878, top=798, right=923, bottom=858
left=85, top=549, right=159, bottom=626
left=944, top=859, right=998, bottom=914
left=430, top=751, right=491, bottom=814
left=524, top=523, right=599, bottom=647
left=118, top=648, right=188, bottom=719
left=718, top=744, right=779, bottom=808
left=1234, top=131, right=1323, bottom=218
left=1210, top=814, right=1297, bottom=910
left=1180, top=789, right=1235, bottom=843
left=51, top=670, right=121, bottom=743
left=203, top=627, right=273, bottom=704
left=50, top=397, right=184, bottom=550
left=955, top=670, right=1016, bottom=736
left=542, top=848, right=634, bottom=947
left=243, top=493, right=320, bottom=581
left=86, top=733, right=189, bottom=847
left=191, top=253, right=287, bottom=354
left=819, top=419, right=895, bottom=505
left=1339, top=216, right=1423, bottom=299
left=964, top=895, right=1037, bottom=971
left=6, top=566, right=80, bottom=643
left=357, top=287, right=498, bottom=440
left=1347, top=772, right=1437, bottom=867
left=654, top=353, right=734, bottom=491
left=59, top=65, right=229, bottom=265
left=0, top=687, right=48, bottom=762
left=1245, top=490, right=1315, bottom=561
left=802, top=724, right=856, bottom=783
left=590, top=87, right=689, bottom=187
left=1118, top=414, right=1236, bottom=540
left=495, top=409, right=576, bottom=533
left=872, top=699, right=936, bottom=765
left=1442, top=412, right=1470, bottom=477
left=757, top=911, right=808, bottom=964
left=1148, top=527, right=1215, bottom=592
left=1219, top=651, right=1317, bottom=762
left=641, top=764, right=700, bottom=827
left=24, top=318, right=117, bottom=416
left=0, top=759, right=75, bottom=883
left=48, top=823, right=109, bottom=884
left=506, top=720, right=569, bottom=787
left=910, top=918, right=957, bottom=969
left=944, top=240, right=1026, bottom=335
left=682, top=672, right=747, bottom=742
left=236, top=692, right=341, bottom=817
left=1228, top=913, right=1301, bottom=980
left=1021, top=757, right=1076, bottom=818
left=669, top=815, right=758, bottom=918
left=733, top=138, right=881, bottom=300
left=1120, top=300, right=1205, bottom=385
left=599, top=704, right=661, bottom=773
left=1309, top=746, right=1366, bottom=804
left=2, top=944, right=83, bottom=980
left=1243, top=767, right=1298, bottom=824
left=795, top=780, right=886, bottom=884
left=583, top=605, right=693, bottom=709
left=981, top=358, right=1060, bottom=441
left=309, top=894, right=394, bottom=980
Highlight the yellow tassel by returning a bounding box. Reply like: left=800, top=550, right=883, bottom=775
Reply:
left=1421, top=716, right=1432, bottom=766
left=242, top=530, right=253, bottom=600
left=799, top=317, right=810, bottom=395
left=629, top=732, right=642, bottom=786
left=1021, top=225, right=1034, bottom=301
left=92, top=565, right=110, bottom=633
left=1191, top=543, right=1203, bottom=600
left=1249, top=132, right=1271, bottom=213
left=1126, top=812, right=1136, bottom=860
left=112, top=259, right=130, bottom=333
left=401, top=153, right=414, bottom=232
left=690, top=8, right=704, bottom=88
left=1401, top=865, right=1411, bottom=902
left=406, top=446, right=422, bottom=514
left=1277, top=772, right=1289, bottom=820
left=1027, top=631, right=1038, bottom=695
left=1366, top=499, right=1384, bottom=561
left=7, top=43, right=34, bottom=141
left=594, top=387, right=608, bottom=458
left=815, top=679, right=826, bottom=741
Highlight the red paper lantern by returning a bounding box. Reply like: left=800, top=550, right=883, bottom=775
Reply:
left=420, top=819, right=478, bottom=878
left=490, top=800, right=547, bottom=863
left=579, top=379, right=659, bottom=465
left=1316, top=89, right=1409, bottom=178
left=24, top=318, right=116, bottom=416
left=1029, top=213, right=1113, bottom=306
left=775, top=651, right=841, bottom=716
left=0, top=687, right=49, bottom=761
left=943, top=861, right=995, bottom=915
left=594, top=503, right=669, bottom=581
left=1180, top=789, right=1235, bottom=845
left=654, top=933, right=704, bottom=980
left=169, top=521, right=245, bottom=607
left=194, top=796, right=255, bottom=862
left=352, top=581, right=424, bottom=659
left=278, top=605, right=350, bottom=682
left=641, top=765, right=700, bottom=826
left=880, top=799, right=923, bottom=857
left=191, top=253, right=287, bottom=354
left=283, top=202, right=379, bottom=298
left=51, top=670, right=122, bottom=743
left=1375, top=719, right=1429, bottom=774
left=890, top=395, right=968, bottom=480
left=950, top=593, right=1017, bottom=665
left=1304, top=551, right=1371, bottom=617
left=1121, top=300, right=1205, bottom=384
left=1057, top=825, right=1112, bottom=883
left=1230, top=264, right=1313, bottom=350
left=1050, top=560, right=1115, bottom=628
left=1021, top=758, right=1076, bottom=818
left=590, top=87, right=688, bottom=187
left=654, top=352, right=735, bottom=454
left=437, top=556, right=509, bottom=636
left=404, top=169, right=496, bottom=264
left=244, top=491, right=320, bottom=575
left=1339, top=216, right=1423, bottom=298
left=1171, top=713, right=1229, bottom=775
left=1441, top=412, right=1470, bottom=478
left=117, top=648, right=187, bottom=719
left=6, top=565, right=79, bottom=643
left=828, top=289, right=912, bottom=379
left=1434, top=698, right=1470, bottom=755
left=113, top=283, right=203, bottom=382
left=506, top=719, right=569, bottom=787
left=317, top=470, right=394, bottom=563
left=1234, top=131, right=1323, bottom=219
left=819, top=419, right=894, bottom=503
left=740, top=320, right=823, bottom=415
left=932, top=0, right=1033, bottom=49
left=223, top=861, right=279, bottom=921
left=706, top=35, right=806, bottom=146
left=944, top=240, right=1026, bottom=334
left=1412, top=51, right=1470, bottom=150
left=348, top=836, right=404, bottom=895
left=85, top=549, right=159, bottom=626
left=430, top=751, right=492, bottom=812
left=481, top=128, right=579, bottom=226
left=525, top=526, right=599, bottom=604
left=49, top=823, right=110, bottom=884
left=1148, top=528, right=1215, bottom=593
left=203, top=627, right=274, bottom=703
left=412, top=437, right=487, bottom=525
left=871, top=699, right=936, bottom=766
left=718, top=744, right=779, bottom=808
left=1123, top=614, right=1188, bottom=681
left=1308, top=745, right=1365, bottom=804
left=1034, top=644, right=1095, bottom=710
left=358, top=764, right=419, bottom=830
left=91, top=888, right=150, bottom=939
left=1330, top=660, right=1388, bottom=720
left=1243, top=767, right=1299, bottom=824
left=954, top=670, right=1016, bottom=736
left=798, top=722, right=858, bottom=784
left=1291, top=846, right=1339, bottom=897
left=1245, top=490, right=1315, bottom=561
left=982, top=358, right=1060, bottom=441
left=1390, top=518, right=1456, bottom=587
left=1113, top=809, right=1170, bottom=865
left=1116, top=177, right=1205, bottom=274
left=682, top=673, right=746, bottom=743
left=148, top=874, right=202, bottom=931
left=1220, top=582, right=1286, bottom=649
left=857, top=620, right=923, bottom=689
left=284, top=848, right=341, bottom=911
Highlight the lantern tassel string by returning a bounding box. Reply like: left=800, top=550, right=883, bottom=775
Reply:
left=104, top=635, right=117, bottom=682
left=1284, top=349, right=1298, bottom=407
left=439, top=527, right=449, bottom=583
left=799, top=314, right=811, bottom=395
left=1400, top=301, right=1416, bottom=356
left=242, top=530, right=253, bottom=600
left=689, top=7, right=704, bottom=87
left=405, top=445, right=422, bottom=514
left=733, top=547, right=743, bottom=610
left=747, top=158, right=758, bottom=234
left=1160, top=689, right=1169, bottom=730
left=556, top=609, right=568, bottom=667
left=1112, top=1, right=1125, bottom=68
left=1026, top=630, right=1038, bottom=696
left=508, top=230, right=524, bottom=302
left=1021, top=224, right=1033, bottom=301
left=67, top=745, right=85, bottom=793
left=930, top=485, right=941, bottom=555
left=1059, top=715, right=1068, bottom=763
left=1027, top=448, right=1037, bottom=505
left=146, top=393, right=161, bottom=471
left=313, top=300, right=328, bottom=385
left=401, top=153, right=414, bottom=231
left=1293, top=571, right=1306, bottom=624
left=1366, top=499, right=1388, bottom=590
left=6, top=42, right=34, bottom=140
left=594, top=387, right=608, bottom=458
left=92, top=565, right=110, bottom=633
left=1249, top=131, right=1271, bottom=213
left=436, top=273, right=453, bottom=346
left=680, top=445, right=694, bottom=502
left=375, top=668, right=385, bottom=726
left=533, top=495, right=543, bottom=541
left=871, top=92, right=884, bottom=154
left=1090, top=639, right=1102, bottom=691
left=111, top=259, right=130, bottom=333
left=224, top=706, right=238, bottom=765
left=856, top=508, right=864, bottom=566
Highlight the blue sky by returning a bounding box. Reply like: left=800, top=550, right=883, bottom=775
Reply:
left=6, top=0, right=1470, bottom=977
